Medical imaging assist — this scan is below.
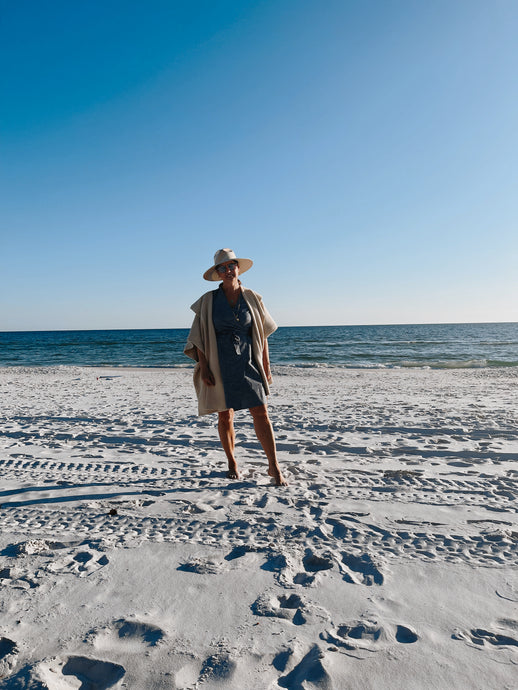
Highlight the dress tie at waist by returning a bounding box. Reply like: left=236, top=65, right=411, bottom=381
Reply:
left=218, top=328, right=246, bottom=354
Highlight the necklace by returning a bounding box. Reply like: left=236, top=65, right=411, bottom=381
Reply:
left=231, top=294, right=241, bottom=322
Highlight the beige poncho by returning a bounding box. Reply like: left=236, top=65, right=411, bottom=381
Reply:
left=184, top=287, right=277, bottom=415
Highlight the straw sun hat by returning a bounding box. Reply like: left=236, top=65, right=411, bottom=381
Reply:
left=203, top=248, right=253, bottom=281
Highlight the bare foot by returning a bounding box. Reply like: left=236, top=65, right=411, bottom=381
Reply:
left=268, top=466, right=288, bottom=486
left=226, top=462, right=241, bottom=480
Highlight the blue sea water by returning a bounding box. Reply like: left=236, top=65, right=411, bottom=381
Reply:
left=0, top=323, right=517, bottom=369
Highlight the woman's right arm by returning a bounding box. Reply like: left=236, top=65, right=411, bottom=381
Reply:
left=196, top=347, right=215, bottom=386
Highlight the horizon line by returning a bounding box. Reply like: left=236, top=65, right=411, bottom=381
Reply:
left=1, top=320, right=517, bottom=334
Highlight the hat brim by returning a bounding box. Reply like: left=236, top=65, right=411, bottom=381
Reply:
left=203, top=258, right=253, bottom=281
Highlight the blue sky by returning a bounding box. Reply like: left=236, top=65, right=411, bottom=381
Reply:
left=2, top=0, right=517, bottom=330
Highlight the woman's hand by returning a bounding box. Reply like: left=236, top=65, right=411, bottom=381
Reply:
left=196, top=347, right=215, bottom=386
left=263, top=340, right=272, bottom=383
left=200, top=364, right=215, bottom=386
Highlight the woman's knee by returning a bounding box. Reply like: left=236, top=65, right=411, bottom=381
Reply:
left=249, top=404, right=269, bottom=421
left=219, top=409, right=234, bottom=425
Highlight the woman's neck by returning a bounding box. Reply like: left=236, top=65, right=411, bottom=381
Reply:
left=221, top=280, right=241, bottom=305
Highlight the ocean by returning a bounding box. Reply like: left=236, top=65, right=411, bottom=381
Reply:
left=0, top=323, right=517, bottom=369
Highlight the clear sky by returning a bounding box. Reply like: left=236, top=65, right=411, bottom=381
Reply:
left=1, top=0, right=517, bottom=330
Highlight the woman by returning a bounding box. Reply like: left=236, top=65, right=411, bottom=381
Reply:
left=184, top=248, right=287, bottom=486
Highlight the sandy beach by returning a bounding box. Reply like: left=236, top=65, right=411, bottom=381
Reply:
left=0, top=365, right=516, bottom=689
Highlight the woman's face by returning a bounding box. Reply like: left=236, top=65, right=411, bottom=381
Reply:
left=217, top=260, right=240, bottom=284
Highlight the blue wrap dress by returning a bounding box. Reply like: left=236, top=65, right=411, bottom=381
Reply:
left=212, top=285, right=266, bottom=411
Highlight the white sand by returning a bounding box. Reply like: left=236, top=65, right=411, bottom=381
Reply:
left=0, top=365, right=516, bottom=689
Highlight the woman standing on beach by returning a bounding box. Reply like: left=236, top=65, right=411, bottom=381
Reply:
left=184, top=249, right=287, bottom=486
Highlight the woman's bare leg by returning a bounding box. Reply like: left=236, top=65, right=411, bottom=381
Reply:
left=218, top=409, right=240, bottom=478
left=249, top=405, right=288, bottom=486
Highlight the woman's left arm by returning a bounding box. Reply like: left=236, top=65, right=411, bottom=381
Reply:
left=263, top=338, right=272, bottom=383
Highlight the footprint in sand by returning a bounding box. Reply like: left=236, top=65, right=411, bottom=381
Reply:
left=197, top=651, right=236, bottom=685
left=87, top=618, right=165, bottom=650
left=252, top=592, right=308, bottom=625
left=4, top=538, right=109, bottom=579
left=277, top=644, right=332, bottom=690
left=177, top=557, right=224, bottom=574
left=0, top=637, right=19, bottom=679
left=452, top=623, right=518, bottom=649
left=224, top=544, right=264, bottom=561
left=261, top=548, right=335, bottom=588
left=295, top=549, right=335, bottom=587
left=27, top=655, right=125, bottom=689
left=272, top=646, right=294, bottom=672
left=339, top=551, right=384, bottom=586
left=322, top=619, right=418, bottom=654
left=0, top=566, right=38, bottom=591
left=4, top=538, right=72, bottom=557
left=62, top=655, right=125, bottom=689
left=45, top=544, right=109, bottom=577
left=302, top=550, right=334, bottom=574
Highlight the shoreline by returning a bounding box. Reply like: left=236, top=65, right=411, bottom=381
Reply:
left=1, top=361, right=518, bottom=372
